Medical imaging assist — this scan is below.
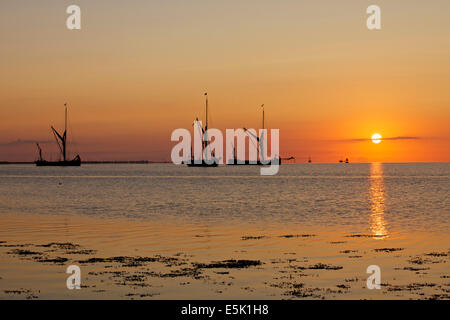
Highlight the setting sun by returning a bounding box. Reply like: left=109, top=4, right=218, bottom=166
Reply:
left=372, top=133, right=382, bottom=144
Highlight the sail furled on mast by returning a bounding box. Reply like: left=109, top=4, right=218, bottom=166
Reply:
left=35, top=143, right=43, bottom=161
left=50, top=103, right=68, bottom=161
left=51, top=126, right=67, bottom=161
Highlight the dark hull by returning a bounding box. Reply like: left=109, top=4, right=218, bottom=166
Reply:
left=227, top=158, right=281, bottom=166
left=35, top=159, right=81, bottom=167
left=227, top=160, right=262, bottom=165
left=185, top=160, right=218, bottom=167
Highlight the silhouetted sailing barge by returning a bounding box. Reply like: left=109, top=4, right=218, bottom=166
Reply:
left=185, top=93, right=219, bottom=167
left=35, top=104, right=81, bottom=166
left=228, top=104, right=291, bottom=165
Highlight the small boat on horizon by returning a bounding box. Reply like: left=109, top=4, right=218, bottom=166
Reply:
left=35, top=104, right=81, bottom=167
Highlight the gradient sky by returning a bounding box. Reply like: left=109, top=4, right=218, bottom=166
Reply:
left=1, top=0, right=449, bottom=162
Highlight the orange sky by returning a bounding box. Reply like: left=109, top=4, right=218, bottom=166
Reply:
left=1, top=1, right=449, bottom=162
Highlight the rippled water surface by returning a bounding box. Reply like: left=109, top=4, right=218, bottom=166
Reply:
left=0, top=163, right=449, bottom=299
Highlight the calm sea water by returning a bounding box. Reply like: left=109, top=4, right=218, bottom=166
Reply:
left=0, top=163, right=448, bottom=232
left=0, top=163, right=449, bottom=299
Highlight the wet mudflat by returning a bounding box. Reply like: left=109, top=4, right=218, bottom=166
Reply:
left=0, top=218, right=448, bottom=300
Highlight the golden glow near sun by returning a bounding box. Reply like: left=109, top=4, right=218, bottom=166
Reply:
left=372, top=133, right=382, bottom=144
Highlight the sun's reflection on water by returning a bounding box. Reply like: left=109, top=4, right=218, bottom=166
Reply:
left=369, top=162, right=388, bottom=239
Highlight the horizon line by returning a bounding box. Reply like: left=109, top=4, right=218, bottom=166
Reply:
left=0, top=160, right=449, bottom=165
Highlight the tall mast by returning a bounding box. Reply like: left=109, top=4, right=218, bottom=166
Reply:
left=204, top=93, right=208, bottom=160
left=63, top=103, right=67, bottom=161
left=256, top=104, right=265, bottom=162
left=205, top=92, right=208, bottom=129
left=65, top=103, right=67, bottom=135
left=261, top=104, right=264, bottom=130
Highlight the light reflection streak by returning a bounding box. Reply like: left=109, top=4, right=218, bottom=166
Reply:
left=369, top=162, right=388, bottom=239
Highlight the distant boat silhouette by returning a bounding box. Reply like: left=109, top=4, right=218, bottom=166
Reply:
left=229, top=104, right=289, bottom=165
left=228, top=104, right=267, bottom=165
left=35, top=104, right=81, bottom=167
left=185, top=93, right=218, bottom=167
